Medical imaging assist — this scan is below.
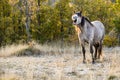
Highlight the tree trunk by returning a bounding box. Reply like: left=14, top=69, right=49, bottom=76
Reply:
left=24, top=0, right=31, bottom=42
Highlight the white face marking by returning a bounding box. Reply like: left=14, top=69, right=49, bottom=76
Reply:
left=72, top=14, right=82, bottom=25
left=72, top=14, right=78, bottom=21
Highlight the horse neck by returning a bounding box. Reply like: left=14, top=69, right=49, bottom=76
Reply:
left=77, top=19, right=92, bottom=33
left=84, top=19, right=93, bottom=29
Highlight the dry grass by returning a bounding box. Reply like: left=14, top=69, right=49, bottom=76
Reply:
left=0, top=44, right=29, bottom=57
left=0, top=43, right=120, bottom=80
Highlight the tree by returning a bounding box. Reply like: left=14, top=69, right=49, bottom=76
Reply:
left=0, top=0, right=12, bottom=45
left=55, top=0, right=74, bottom=45
left=114, top=0, right=120, bottom=45
left=0, top=0, right=119, bottom=46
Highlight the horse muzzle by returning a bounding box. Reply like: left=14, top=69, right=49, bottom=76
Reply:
left=73, top=22, right=76, bottom=25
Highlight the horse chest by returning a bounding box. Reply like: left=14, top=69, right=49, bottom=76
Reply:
left=79, top=28, right=95, bottom=43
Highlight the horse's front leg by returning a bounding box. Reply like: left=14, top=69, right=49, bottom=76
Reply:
left=81, top=43, right=86, bottom=63
left=90, top=42, right=95, bottom=64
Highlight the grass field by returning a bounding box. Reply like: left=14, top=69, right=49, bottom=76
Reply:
left=0, top=43, right=120, bottom=80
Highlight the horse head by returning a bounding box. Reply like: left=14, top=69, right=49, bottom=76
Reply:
left=72, top=11, right=82, bottom=25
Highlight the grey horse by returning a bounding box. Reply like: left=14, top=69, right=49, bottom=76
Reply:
left=72, top=11, right=105, bottom=64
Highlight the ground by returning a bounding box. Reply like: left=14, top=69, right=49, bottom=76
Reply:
left=0, top=44, right=120, bottom=80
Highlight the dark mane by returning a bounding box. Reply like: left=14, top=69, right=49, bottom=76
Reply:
left=84, top=17, right=93, bottom=26
left=80, top=16, right=93, bottom=27
left=81, top=16, right=85, bottom=26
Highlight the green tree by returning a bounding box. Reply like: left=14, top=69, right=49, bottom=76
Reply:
left=55, top=0, right=74, bottom=44
left=0, top=0, right=119, bottom=46
left=114, top=0, right=120, bottom=45
left=0, top=0, right=13, bottom=45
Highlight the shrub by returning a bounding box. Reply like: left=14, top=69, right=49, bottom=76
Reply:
left=103, top=35, right=118, bottom=47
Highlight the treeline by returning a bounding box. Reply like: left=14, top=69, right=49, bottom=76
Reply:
left=0, top=0, right=120, bottom=46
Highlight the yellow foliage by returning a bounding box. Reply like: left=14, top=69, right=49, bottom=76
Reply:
left=103, top=35, right=118, bottom=47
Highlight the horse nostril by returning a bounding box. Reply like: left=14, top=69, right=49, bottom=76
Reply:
left=74, top=19, right=77, bottom=23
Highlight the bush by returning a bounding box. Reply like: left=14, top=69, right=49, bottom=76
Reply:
left=103, top=35, right=118, bottom=47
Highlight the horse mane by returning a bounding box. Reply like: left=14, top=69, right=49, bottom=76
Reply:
left=84, top=17, right=93, bottom=26
left=81, top=17, right=85, bottom=26
left=80, top=16, right=93, bottom=27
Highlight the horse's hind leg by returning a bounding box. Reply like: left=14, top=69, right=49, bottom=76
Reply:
left=94, top=43, right=99, bottom=60
left=94, top=46, right=98, bottom=60
left=98, top=42, right=103, bottom=61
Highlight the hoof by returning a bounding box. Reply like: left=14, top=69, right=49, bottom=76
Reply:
left=83, top=60, right=87, bottom=64
left=98, top=55, right=103, bottom=61
left=97, top=57, right=103, bottom=62
left=92, top=61, right=95, bottom=64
